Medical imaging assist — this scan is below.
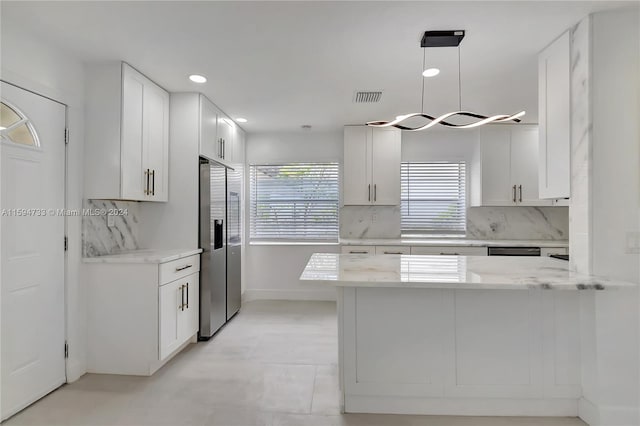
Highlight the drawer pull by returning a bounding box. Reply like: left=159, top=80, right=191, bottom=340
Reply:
left=440, top=252, right=460, bottom=255
left=175, top=264, right=193, bottom=272
left=384, top=251, right=403, bottom=255
left=349, top=250, right=369, bottom=254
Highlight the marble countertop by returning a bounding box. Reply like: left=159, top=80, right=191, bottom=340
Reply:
left=339, top=238, right=569, bottom=248
left=300, top=253, right=635, bottom=290
left=83, top=248, right=202, bottom=264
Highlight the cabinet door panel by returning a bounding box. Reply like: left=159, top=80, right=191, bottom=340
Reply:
left=121, top=65, right=146, bottom=201
left=343, top=127, right=371, bottom=205
left=144, top=82, right=169, bottom=202
left=159, top=280, right=182, bottom=360
left=478, top=128, right=512, bottom=206
left=199, top=96, right=218, bottom=161
left=371, top=128, right=401, bottom=205
left=511, top=126, right=552, bottom=206
left=180, top=276, right=199, bottom=340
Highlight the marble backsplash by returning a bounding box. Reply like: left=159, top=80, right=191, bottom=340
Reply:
left=340, top=205, right=568, bottom=240
left=467, top=207, right=568, bottom=240
left=82, top=199, right=140, bottom=257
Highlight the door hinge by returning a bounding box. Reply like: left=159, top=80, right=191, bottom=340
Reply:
left=64, top=342, right=69, bottom=359
left=64, top=128, right=69, bottom=145
left=64, top=236, right=68, bottom=251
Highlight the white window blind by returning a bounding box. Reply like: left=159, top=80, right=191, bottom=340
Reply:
left=401, top=161, right=466, bottom=235
left=250, top=163, right=339, bottom=241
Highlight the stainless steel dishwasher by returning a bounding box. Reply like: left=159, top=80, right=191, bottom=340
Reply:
left=487, top=247, right=541, bottom=256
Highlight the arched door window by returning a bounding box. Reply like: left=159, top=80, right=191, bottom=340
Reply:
left=0, top=101, right=40, bottom=147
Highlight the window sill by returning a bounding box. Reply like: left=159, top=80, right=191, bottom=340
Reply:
left=250, top=241, right=340, bottom=246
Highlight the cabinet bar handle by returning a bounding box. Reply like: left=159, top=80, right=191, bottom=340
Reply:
left=349, top=250, right=369, bottom=254
left=144, top=169, right=150, bottom=195
left=368, top=184, right=371, bottom=201
left=383, top=251, right=403, bottom=255
left=518, top=185, right=522, bottom=203
left=175, top=264, right=193, bottom=272
left=440, top=252, right=460, bottom=255
left=374, top=184, right=377, bottom=202
left=222, top=139, right=225, bottom=159
left=186, top=283, right=189, bottom=309
left=512, top=185, right=517, bottom=203
left=151, top=170, right=155, bottom=196
left=179, top=285, right=185, bottom=311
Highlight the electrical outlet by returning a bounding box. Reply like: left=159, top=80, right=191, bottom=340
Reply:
left=625, top=231, right=640, bottom=254
left=107, top=214, right=115, bottom=228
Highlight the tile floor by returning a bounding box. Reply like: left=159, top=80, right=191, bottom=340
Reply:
left=6, top=300, right=587, bottom=426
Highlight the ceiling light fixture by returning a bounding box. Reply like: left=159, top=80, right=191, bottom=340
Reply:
left=422, top=68, right=440, bottom=77
left=189, top=74, right=207, bottom=83
left=367, top=30, right=525, bottom=131
left=236, top=118, right=248, bottom=123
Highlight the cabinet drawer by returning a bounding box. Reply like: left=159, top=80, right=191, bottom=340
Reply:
left=375, top=246, right=410, bottom=255
left=341, top=245, right=375, bottom=255
left=410, top=246, right=488, bottom=256
left=540, top=247, right=569, bottom=257
left=159, top=254, right=200, bottom=285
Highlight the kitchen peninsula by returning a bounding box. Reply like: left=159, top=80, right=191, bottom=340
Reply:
left=300, top=253, right=635, bottom=418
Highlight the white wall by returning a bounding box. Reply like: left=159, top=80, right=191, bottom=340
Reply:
left=1, top=20, right=87, bottom=381
left=244, top=131, right=342, bottom=301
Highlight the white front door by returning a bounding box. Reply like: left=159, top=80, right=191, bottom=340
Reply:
left=0, top=82, right=66, bottom=421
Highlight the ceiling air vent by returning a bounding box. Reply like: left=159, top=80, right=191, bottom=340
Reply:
left=354, top=91, right=382, bottom=103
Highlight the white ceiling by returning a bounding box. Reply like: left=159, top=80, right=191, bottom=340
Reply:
left=1, top=1, right=631, bottom=133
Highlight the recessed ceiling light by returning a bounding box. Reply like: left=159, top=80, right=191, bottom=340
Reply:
left=189, top=74, right=207, bottom=83
left=422, top=68, right=440, bottom=77
left=236, top=118, right=248, bottom=123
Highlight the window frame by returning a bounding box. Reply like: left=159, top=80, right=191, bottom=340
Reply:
left=249, top=161, right=340, bottom=243
left=400, top=160, right=468, bottom=237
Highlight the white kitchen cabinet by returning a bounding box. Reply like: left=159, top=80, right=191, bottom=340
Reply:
left=410, top=246, right=488, bottom=256
left=343, top=126, right=401, bottom=205
left=85, top=62, right=169, bottom=201
left=86, top=253, right=200, bottom=376
left=375, top=246, right=411, bottom=255
left=199, top=94, right=240, bottom=166
left=159, top=273, right=199, bottom=360
left=539, top=31, right=571, bottom=199
left=471, top=125, right=551, bottom=207
left=341, top=245, right=375, bottom=255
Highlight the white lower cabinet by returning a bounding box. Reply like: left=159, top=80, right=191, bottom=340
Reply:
left=159, top=273, right=199, bottom=360
left=410, top=246, right=488, bottom=256
left=87, top=254, right=200, bottom=376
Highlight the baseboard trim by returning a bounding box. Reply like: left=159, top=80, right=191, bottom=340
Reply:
left=578, top=397, right=599, bottom=425
left=242, top=289, right=336, bottom=302
left=345, top=395, right=579, bottom=417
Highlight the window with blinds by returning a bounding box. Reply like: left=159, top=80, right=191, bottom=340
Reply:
left=401, top=161, right=467, bottom=235
left=250, top=163, right=339, bottom=241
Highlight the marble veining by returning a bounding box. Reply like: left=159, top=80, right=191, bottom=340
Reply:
left=340, top=205, right=401, bottom=239
left=82, top=199, right=140, bottom=257
left=300, top=253, right=635, bottom=290
left=466, top=207, right=568, bottom=240
left=569, top=16, right=592, bottom=275
left=83, top=248, right=202, bottom=264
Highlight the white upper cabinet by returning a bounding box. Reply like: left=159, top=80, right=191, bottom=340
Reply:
left=85, top=62, right=169, bottom=202
left=343, top=126, right=401, bottom=206
left=538, top=31, right=571, bottom=199
left=199, top=95, right=240, bottom=166
left=471, top=125, right=551, bottom=207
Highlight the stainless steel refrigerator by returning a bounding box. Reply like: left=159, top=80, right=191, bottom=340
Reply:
left=199, top=158, right=242, bottom=340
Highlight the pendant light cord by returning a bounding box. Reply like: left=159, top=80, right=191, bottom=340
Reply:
left=421, top=47, right=426, bottom=114
left=458, top=45, right=462, bottom=111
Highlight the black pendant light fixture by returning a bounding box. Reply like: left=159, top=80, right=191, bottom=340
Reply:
left=367, top=30, right=525, bottom=131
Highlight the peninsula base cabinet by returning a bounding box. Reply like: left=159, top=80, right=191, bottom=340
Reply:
left=86, top=255, right=200, bottom=376
left=338, top=287, right=581, bottom=416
